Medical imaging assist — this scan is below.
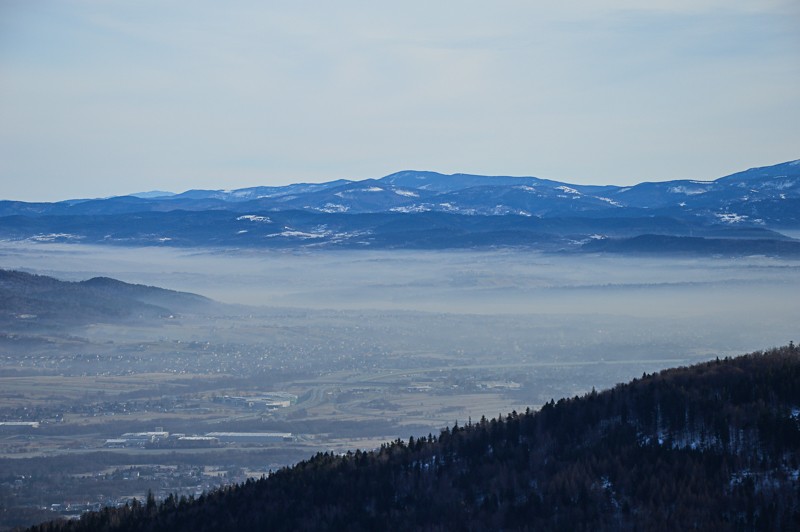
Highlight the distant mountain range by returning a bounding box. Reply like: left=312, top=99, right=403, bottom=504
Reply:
left=0, top=269, right=212, bottom=331
left=1, top=160, right=799, bottom=254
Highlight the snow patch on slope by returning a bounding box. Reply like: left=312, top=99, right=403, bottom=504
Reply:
left=315, top=203, right=349, bottom=213
left=715, top=213, right=748, bottom=224
left=390, top=205, right=431, bottom=213
left=237, top=215, right=272, bottom=223
left=669, top=186, right=708, bottom=195
left=29, top=233, right=84, bottom=242
left=594, top=197, right=623, bottom=207
left=268, top=229, right=326, bottom=239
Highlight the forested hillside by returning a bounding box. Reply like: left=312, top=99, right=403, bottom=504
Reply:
left=27, top=344, right=800, bottom=531
left=0, top=270, right=212, bottom=330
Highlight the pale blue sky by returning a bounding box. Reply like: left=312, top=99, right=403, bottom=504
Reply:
left=1, top=1, right=798, bottom=201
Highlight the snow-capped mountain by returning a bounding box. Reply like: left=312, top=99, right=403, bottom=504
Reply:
left=0, top=160, right=798, bottom=254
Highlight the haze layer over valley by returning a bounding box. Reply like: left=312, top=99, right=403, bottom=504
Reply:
left=2, top=161, right=799, bottom=528
left=4, top=0, right=799, bottom=527
left=1, top=244, right=798, bottom=529
left=2, top=243, right=796, bottom=402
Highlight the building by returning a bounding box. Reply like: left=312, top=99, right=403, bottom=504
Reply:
left=205, top=432, right=293, bottom=444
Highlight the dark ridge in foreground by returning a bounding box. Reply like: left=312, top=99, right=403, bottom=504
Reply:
left=27, top=345, right=800, bottom=531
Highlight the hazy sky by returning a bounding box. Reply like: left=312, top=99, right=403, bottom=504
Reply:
left=1, top=1, right=798, bottom=201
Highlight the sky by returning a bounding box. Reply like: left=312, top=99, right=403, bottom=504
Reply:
left=1, top=1, right=799, bottom=201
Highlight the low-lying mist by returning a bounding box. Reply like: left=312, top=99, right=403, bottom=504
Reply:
left=2, top=241, right=798, bottom=530
left=2, top=242, right=796, bottom=360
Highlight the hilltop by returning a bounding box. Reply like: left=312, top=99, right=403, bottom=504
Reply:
left=0, top=270, right=212, bottom=331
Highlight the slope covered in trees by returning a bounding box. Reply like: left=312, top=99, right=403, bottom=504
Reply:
left=28, top=345, right=800, bottom=531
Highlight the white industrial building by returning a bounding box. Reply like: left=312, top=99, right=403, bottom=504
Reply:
left=205, top=432, right=293, bottom=444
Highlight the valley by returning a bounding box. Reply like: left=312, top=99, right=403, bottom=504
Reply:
left=1, top=244, right=798, bottom=528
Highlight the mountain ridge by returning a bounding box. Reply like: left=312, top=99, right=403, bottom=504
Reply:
left=1, top=159, right=798, bottom=254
